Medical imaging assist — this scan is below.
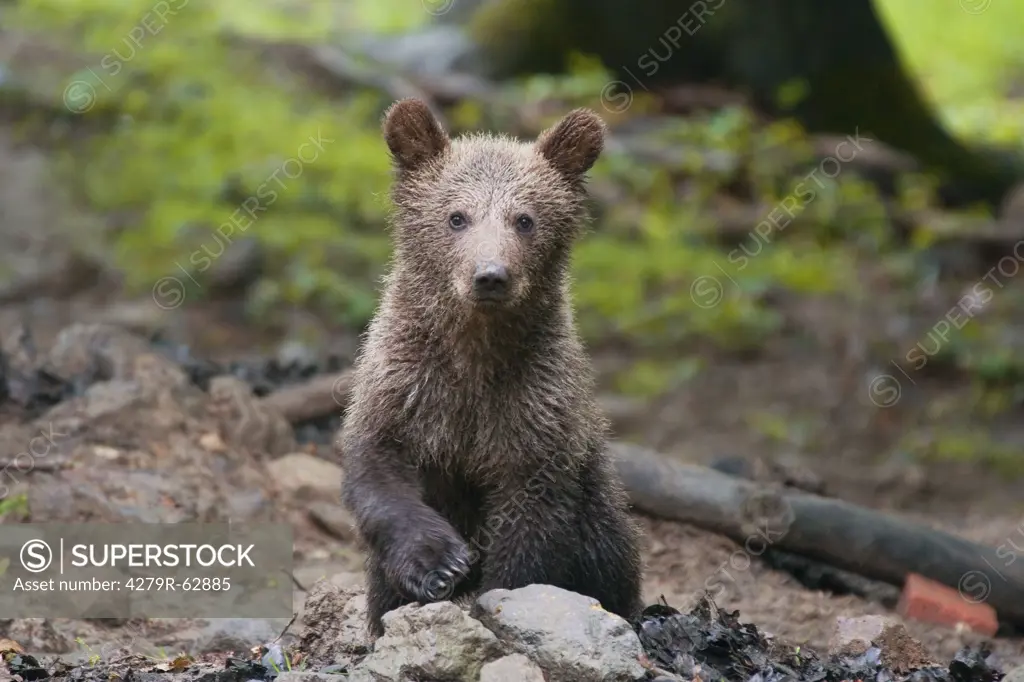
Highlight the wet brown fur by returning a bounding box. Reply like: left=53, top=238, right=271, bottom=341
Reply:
left=339, top=99, right=644, bottom=638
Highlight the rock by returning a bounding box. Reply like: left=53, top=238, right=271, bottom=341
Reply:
left=1004, top=665, right=1024, bottom=682
left=307, top=501, right=357, bottom=541
left=266, top=453, right=342, bottom=498
left=353, top=602, right=504, bottom=682
left=93, top=445, right=121, bottom=460
left=199, top=432, right=227, bottom=453
left=828, top=615, right=933, bottom=673
left=1, top=618, right=73, bottom=653
left=299, top=579, right=371, bottom=665
left=207, top=376, right=295, bottom=456
left=204, top=235, right=264, bottom=295
left=94, top=301, right=169, bottom=337
left=480, top=654, right=546, bottom=682
left=336, top=593, right=370, bottom=655
left=292, top=568, right=363, bottom=593
left=195, top=618, right=284, bottom=654
left=28, top=468, right=195, bottom=523
left=274, top=673, right=340, bottom=682
left=78, top=380, right=144, bottom=420
left=276, top=340, right=319, bottom=370
left=224, top=489, right=272, bottom=520
left=473, top=585, right=646, bottom=682
left=47, top=323, right=150, bottom=381
left=155, top=618, right=287, bottom=656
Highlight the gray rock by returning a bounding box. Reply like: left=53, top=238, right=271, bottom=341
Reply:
left=480, top=653, right=546, bottom=682
left=193, top=617, right=284, bottom=654
left=1004, top=666, right=1024, bottom=682
left=80, top=380, right=144, bottom=420
left=299, top=579, right=371, bottom=665
left=292, top=568, right=363, bottom=593
left=266, top=453, right=342, bottom=499
left=94, top=301, right=169, bottom=337
left=307, top=501, right=357, bottom=541
left=336, top=593, right=370, bottom=656
left=353, top=602, right=504, bottom=682
left=275, top=673, right=342, bottom=682
left=47, top=323, right=149, bottom=381
left=473, top=585, right=646, bottom=682
left=276, top=340, right=318, bottom=369
left=208, top=376, right=295, bottom=456
left=152, top=617, right=289, bottom=656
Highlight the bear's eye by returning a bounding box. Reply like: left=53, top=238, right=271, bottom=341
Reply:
left=449, top=212, right=467, bottom=231
left=515, top=215, right=534, bottom=234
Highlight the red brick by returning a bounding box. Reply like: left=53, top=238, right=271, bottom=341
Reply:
left=897, top=573, right=998, bottom=636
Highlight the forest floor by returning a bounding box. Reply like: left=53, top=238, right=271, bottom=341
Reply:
left=0, top=117, right=1022, bottom=674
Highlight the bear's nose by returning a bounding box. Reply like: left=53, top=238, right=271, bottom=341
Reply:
left=473, top=262, right=509, bottom=300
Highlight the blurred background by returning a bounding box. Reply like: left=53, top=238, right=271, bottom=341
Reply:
left=0, top=0, right=1023, bottom=661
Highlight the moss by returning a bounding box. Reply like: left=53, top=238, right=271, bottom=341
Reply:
left=0, top=493, right=29, bottom=519
left=612, top=357, right=703, bottom=398
left=901, top=430, right=1024, bottom=477
left=12, top=0, right=397, bottom=326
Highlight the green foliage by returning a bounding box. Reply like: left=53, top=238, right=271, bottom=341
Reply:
left=0, top=493, right=29, bottom=519
left=12, top=0, right=395, bottom=325
left=899, top=429, right=1024, bottom=477
left=7, top=0, right=875, bottom=358
left=876, top=0, right=1024, bottom=144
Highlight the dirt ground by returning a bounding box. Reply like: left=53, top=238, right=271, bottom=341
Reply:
left=1, top=123, right=1023, bottom=671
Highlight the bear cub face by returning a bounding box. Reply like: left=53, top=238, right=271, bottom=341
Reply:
left=382, top=99, right=606, bottom=315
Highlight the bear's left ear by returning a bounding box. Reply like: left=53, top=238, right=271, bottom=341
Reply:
left=535, top=108, right=606, bottom=183
left=382, top=98, right=450, bottom=173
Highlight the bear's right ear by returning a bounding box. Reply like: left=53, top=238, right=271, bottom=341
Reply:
left=535, top=108, right=606, bottom=183
left=382, top=99, right=449, bottom=173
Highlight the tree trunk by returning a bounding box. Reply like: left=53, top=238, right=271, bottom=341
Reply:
left=467, top=0, right=1021, bottom=208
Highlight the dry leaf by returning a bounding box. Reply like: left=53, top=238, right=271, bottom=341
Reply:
left=0, top=638, right=24, bottom=654
left=170, top=654, right=191, bottom=671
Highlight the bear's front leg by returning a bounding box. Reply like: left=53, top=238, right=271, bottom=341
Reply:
left=341, top=436, right=471, bottom=636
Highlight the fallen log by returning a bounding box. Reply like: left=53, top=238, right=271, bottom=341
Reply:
left=262, top=371, right=1024, bottom=627
left=256, top=371, right=352, bottom=424
left=610, top=442, right=1024, bottom=629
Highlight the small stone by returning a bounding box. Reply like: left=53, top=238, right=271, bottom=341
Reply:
left=266, top=453, right=342, bottom=498
left=95, top=301, right=168, bottom=337
left=480, top=654, right=546, bottom=682
left=199, top=432, right=227, bottom=452
left=293, top=567, right=363, bottom=592
left=275, top=673, right=342, bottom=682
left=829, top=615, right=886, bottom=657
left=828, top=615, right=933, bottom=672
left=307, top=502, right=357, bottom=542
left=277, top=340, right=318, bottom=369
left=93, top=445, right=121, bottom=460
left=168, top=618, right=284, bottom=655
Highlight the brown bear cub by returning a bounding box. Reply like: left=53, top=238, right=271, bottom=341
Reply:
left=339, top=98, right=644, bottom=638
